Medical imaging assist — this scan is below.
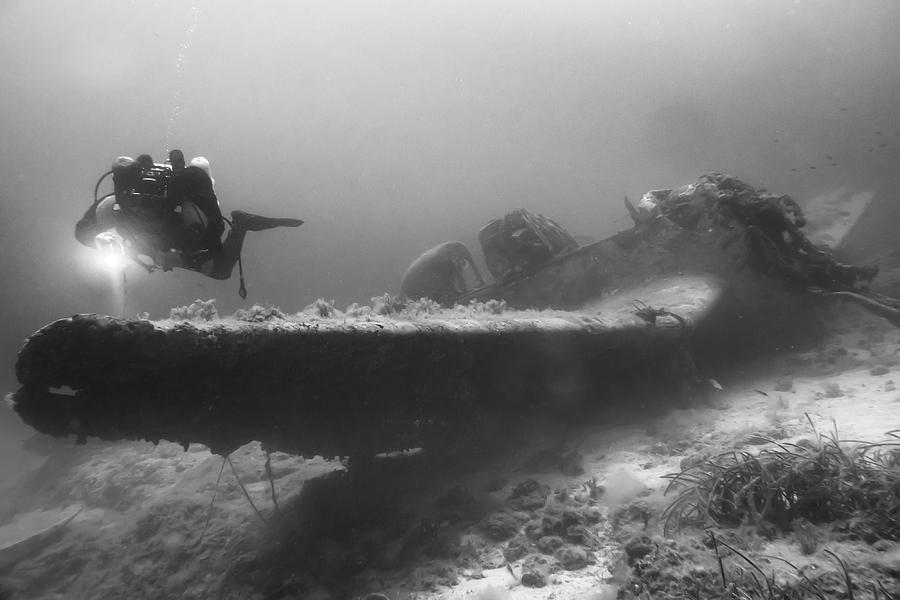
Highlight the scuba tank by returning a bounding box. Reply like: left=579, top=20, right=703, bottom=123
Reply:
left=179, top=200, right=209, bottom=242
left=94, top=195, right=120, bottom=231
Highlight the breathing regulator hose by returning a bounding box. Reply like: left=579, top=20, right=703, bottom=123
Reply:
left=93, top=170, right=114, bottom=206
left=222, top=216, right=248, bottom=299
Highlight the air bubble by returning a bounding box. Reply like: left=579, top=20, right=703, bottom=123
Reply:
left=165, top=5, right=202, bottom=151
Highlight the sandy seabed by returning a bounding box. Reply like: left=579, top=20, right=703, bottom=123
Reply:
left=1, top=305, right=899, bottom=600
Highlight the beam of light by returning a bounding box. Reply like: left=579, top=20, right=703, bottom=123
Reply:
left=90, top=230, right=127, bottom=317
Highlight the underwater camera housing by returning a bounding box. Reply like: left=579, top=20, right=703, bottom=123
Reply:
left=117, top=163, right=173, bottom=214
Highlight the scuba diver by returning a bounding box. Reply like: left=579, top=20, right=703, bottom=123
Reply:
left=76, top=149, right=304, bottom=298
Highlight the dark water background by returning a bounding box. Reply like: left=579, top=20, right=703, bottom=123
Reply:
left=1, top=0, right=900, bottom=470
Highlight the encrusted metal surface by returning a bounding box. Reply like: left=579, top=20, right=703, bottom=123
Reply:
left=12, top=275, right=719, bottom=457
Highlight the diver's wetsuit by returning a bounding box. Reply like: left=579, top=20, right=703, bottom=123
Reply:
left=176, top=169, right=305, bottom=280
left=168, top=164, right=227, bottom=274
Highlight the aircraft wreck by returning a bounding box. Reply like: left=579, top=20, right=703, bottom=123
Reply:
left=11, top=173, right=897, bottom=460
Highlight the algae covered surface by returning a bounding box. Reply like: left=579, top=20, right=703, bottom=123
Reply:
left=12, top=276, right=719, bottom=459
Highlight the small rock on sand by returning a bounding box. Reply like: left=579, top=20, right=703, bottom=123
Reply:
left=822, top=382, right=843, bottom=398
left=774, top=377, right=793, bottom=392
